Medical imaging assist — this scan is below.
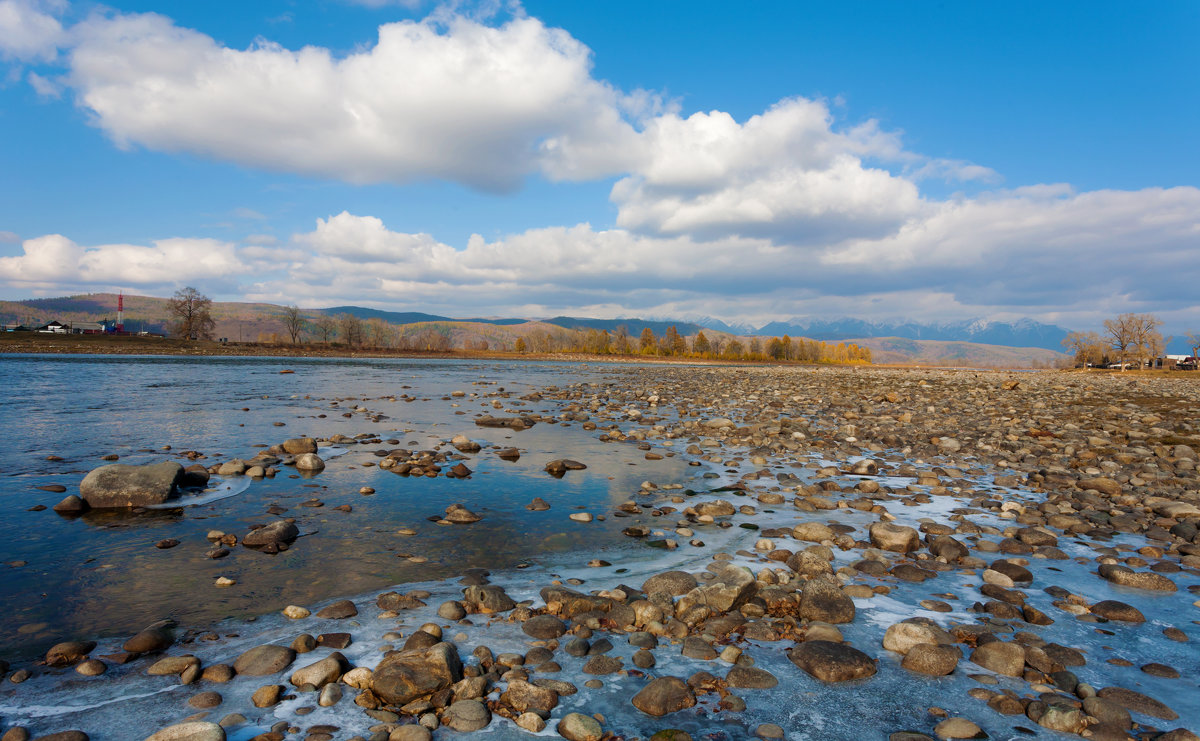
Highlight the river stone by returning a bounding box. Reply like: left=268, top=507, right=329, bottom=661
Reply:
left=556, top=712, right=603, bottom=741
left=642, top=571, right=698, bottom=596
left=282, top=438, right=317, bottom=455
left=933, top=717, right=981, bottom=739
left=242, top=520, right=298, bottom=548
left=1082, top=696, right=1131, bottom=728
left=522, top=614, right=567, bottom=639
left=45, top=641, right=96, bottom=666
left=694, top=499, right=735, bottom=517
left=147, top=655, right=198, bottom=676
left=970, top=641, right=1024, bottom=677
left=79, top=461, right=183, bottom=507
left=989, top=560, right=1033, bottom=584
left=1098, top=563, right=1176, bottom=591
left=233, top=644, right=296, bottom=676
left=316, top=600, right=357, bottom=619
left=901, top=644, right=959, bottom=676
left=1091, top=600, right=1145, bottom=622
left=792, top=522, right=836, bottom=542
left=294, top=453, right=325, bottom=471
left=289, top=654, right=344, bottom=688
left=725, top=665, right=778, bottom=688
left=869, top=522, right=920, bottom=553
left=371, top=642, right=463, bottom=706
left=1078, top=477, right=1121, bottom=496
left=144, top=723, right=225, bottom=741
left=788, top=641, right=877, bottom=682
left=1096, top=686, right=1178, bottom=720
left=798, top=577, right=855, bottom=624
left=882, top=623, right=953, bottom=655
left=462, top=585, right=516, bottom=613
left=632, top=676, right=696, bottom=716
left=499, top=679, right=559, bottom=715
left=124, top=628, right=173, bottom=654
left=52, top=495, right=87, bottom=513
left=187, top=692, right=222, bottom=709
left=250, top=684, right=283, bottom=708
left=442, top=699, right=491, bottom=732
left=787, top=549, right=834, bottom=578
left=388, top=727, right=432, bottom=741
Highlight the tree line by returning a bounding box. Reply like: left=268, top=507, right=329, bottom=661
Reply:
left=165, top=288, right=872, bottom=364
left=511, top=325, right=871, bottom=364
left=1061, top=312, right=1200, bottom=369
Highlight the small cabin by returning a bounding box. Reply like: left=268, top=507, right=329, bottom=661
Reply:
left=37, top=321, right=67, bottom=334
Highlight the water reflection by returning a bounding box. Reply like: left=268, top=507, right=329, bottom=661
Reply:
left=0, top=355, right=695, bottom=659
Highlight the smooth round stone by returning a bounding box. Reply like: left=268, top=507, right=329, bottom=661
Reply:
left=144, top=721, right=226, bottom=741
left=442, top=699, right=491, bottom=732
left=75, top=659, right=106, bottom=676
left=556, top=712, right=603, bottom=741
left=188, top=691, right=223, bottom=709
left=933, top=717, right=982, bottom=739
left=387, top=726, right=432, bottom=741
left=756, top=724, right=786, bottom=739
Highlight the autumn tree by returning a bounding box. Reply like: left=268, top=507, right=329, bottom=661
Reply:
left=168, top=286, right=216, bottom=340
left=766, top=337, right=785, bottom=360
left=1187, top=330, right=1200, bottom=359
left=282, top=305, right=306, bottom=344
left=514, top=337, right=527, bottom=353
left=639, top=327, right=657, bottom=354
left=692, top=331, right=711, bottom=356
left=1061, top=331, right=1107, bottom=367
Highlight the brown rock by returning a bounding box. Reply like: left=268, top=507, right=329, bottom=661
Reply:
left=787, top=641, right=877, bottom=682
left=631, top=676, right=697, bottom=717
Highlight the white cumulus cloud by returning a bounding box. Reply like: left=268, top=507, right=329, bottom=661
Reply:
left=0, top=233, right=247, bottom=290
left=610, top=99, right=925, bottom=244
left=64, top=9, right=638, bottom=191
left=0, top=0, right=65, bottom=61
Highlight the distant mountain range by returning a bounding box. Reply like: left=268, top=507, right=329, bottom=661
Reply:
left=749, top=317, right=1072, bottom=352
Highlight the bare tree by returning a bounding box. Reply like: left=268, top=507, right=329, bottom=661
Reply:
left=168, top=286, right=216, bottom=340
left=337, top=313, right=364, bottom=347
left=365, top=317, right=393, bottom=349
left=1104, top=313, right=1162, bottom=370
left=1187, top=330, right=1200, bottom=359
left=313, top=315, right=337, bottom=344
left=282, top=305, right=306, bottom=344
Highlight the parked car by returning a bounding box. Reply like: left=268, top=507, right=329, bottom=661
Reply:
left=1106, top=362, right=1134, bottom=369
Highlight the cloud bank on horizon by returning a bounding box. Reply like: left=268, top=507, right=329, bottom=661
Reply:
left=0, top=0, right=1197, bottom=332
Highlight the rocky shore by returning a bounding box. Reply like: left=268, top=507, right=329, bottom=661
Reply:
left=1, top=365, right=1198, bottom=741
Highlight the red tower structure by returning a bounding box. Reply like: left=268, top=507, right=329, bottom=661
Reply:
left=117, top=292, right=125, bottom=332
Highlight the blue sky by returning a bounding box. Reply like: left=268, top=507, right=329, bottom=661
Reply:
left=0, top=0, right=1197, bottom=336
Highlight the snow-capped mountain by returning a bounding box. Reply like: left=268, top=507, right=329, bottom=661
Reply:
left=746, top=317, right=1071, bottom=351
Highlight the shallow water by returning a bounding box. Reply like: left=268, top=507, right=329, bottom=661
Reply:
left=0, top=355, right=693, bottom=659
left=0, top=357, right=1197, bottom=741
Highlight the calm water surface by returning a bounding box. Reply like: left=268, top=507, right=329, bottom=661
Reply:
left=0, top=354, right=693, bottom=660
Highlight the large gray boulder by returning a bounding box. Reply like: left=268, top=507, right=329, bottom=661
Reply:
left=80, top=461, right=183, bottom=508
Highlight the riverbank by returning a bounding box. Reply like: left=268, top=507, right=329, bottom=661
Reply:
left=1, top=362, right=1198, bottom=741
